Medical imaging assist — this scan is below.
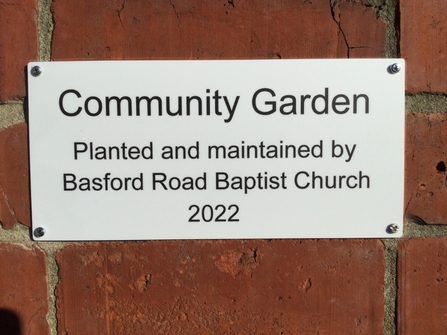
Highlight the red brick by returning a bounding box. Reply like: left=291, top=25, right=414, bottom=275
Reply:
left=56, top=239, right=384, bottom=334
left=401, top=0, right=447, bottom=94
left=51, top=0, right=386, bottom=60
left=332, top=1, right=386, bottom=57
left=405, top=113, right=447, bottom=224
left=0, top=243, right=50, bottom=334
left=0, top=123, right=30, bottom=228
left=0, top=0, right=38, bottom=102
left=398, top=238, right=447, bottom=334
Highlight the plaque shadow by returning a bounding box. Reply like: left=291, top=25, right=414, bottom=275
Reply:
left=0, top=309, right=21, bottom=335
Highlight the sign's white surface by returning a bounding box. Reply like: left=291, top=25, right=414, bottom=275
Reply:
left=27, top=59, right=405, bottom=240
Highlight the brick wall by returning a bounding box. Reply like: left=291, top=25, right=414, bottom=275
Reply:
left=1, top=0, right=446, bottom=334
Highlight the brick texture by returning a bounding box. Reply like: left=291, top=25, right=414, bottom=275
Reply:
left=398, top=238, right=447, bottom=334
left=0, top=123, right=30, bottom=228
left=0, top=243, right=49, bottom=334
left=56, top=239, right=384, bottom=334
left=401, top=0, right=447, bottom=94
left=405, top=113, right=447, bottom=224
left=51, top=0, right=386, bottom=60
left=332, top=0, right=386, bottom=58
left=0, top=0, right=38, bottom=102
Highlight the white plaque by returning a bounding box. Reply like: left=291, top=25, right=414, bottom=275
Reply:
left=28, top=59, right=405, bottom=240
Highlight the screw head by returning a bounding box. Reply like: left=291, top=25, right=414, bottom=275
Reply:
left=388, top=63, right=401, bottom=74
left=34, top=227, right=46, bottom=238
left=387, top=223, right=399, bottom=234
left=30, top=66, right=42, bottom=77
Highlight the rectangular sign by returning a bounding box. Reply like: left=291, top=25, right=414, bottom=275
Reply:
left=28, top=59, right=405, bottom=240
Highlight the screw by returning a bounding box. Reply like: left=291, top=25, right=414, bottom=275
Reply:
left=34, top=227, right=46, bottom=238
left=30, top=66, right=42, bottom=77
left=388, top=63, right=401, bottom=74
left=387, top=224, right=399, bottom=234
